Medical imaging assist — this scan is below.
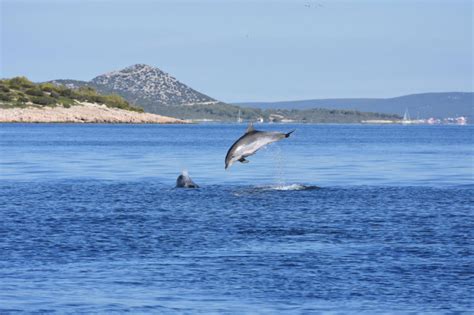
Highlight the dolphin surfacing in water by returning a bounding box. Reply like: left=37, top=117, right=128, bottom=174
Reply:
left=176, top=170, right=199, bottom=188
left=225, top=123, right=294, bottom=169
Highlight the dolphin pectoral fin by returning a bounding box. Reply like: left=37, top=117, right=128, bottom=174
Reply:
left=238, top=157, right=249, bottom=164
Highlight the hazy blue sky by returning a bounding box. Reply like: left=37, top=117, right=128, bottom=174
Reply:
left=1, top=0, right=472, bottom=102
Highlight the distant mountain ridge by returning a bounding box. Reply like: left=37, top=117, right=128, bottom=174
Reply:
left=235, top=92, right=473, bottom=118
left=52, top=64, right=217, bottom=107
left=49, top=64, right=468, bottom=122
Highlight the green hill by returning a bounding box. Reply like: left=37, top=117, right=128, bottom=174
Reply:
left=0, top=77, right=143, bottom=112
left=147, top=102, right=401, bottom=123
left=236, top=92, right=473, bottom=119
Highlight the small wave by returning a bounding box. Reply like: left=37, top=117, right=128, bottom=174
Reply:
left=232, top=184, right=321, bottom=196
left=261, top=184, right=321, bottom=191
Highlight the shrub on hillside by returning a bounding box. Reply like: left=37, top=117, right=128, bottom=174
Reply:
left=78, top=86, right=96, bottom=94
left=25, top=88, right=44, bottom=97
left=9, top=77, right=34, bottom=88
left=39, top=83, right=59, bottom=93
left=18, top=96, right=29, bottom=103
left=0, top=93, right=13, bottom=102
left=102, top=94, right=130, bottom=108
left=59, top=88, right=73, bottom=97
left=31, top=96, right=56, bottom=105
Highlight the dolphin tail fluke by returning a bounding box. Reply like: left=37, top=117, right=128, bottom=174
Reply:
left=285, top=130, right=295, bottom=138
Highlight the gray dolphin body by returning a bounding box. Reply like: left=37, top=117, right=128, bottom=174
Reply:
left=176, top=171, right=199, bottom=188
left=225, top=123, right=294, bottom=169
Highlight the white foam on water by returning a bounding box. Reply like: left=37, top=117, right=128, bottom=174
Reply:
left=270, top=184, right=307, bottom=191
left=262, top=184, right=320, bottom=191
left=232, top=183, right=320, bottom=196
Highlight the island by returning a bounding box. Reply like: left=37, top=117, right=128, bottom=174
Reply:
left=49, top=64, right=403, bottom=123
left=0, top=77, right=185, bottom=124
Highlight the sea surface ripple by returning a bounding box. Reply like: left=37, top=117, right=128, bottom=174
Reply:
left=0, top=124, right=472, bottom=313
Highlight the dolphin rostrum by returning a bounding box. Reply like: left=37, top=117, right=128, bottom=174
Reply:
left=176, top=170, right=199, bottom=188
left=225, top=123, right=294, bottom=169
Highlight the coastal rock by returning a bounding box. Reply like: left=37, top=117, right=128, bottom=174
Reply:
left=0, top=102, right=187, bottom=124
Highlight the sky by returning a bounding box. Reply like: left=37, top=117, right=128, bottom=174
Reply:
left=1, top=0, right=472, bottom=102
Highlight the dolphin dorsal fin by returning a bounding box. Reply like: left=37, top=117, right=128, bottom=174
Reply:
left=246, top=122, right=255, bottom=133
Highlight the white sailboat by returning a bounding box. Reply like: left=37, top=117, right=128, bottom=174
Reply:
left=402, top=108, right=412, bottom=124
left=237, top=109, right=243, bottom=123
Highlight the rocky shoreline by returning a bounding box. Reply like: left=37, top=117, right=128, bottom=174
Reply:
left=0, top=102, right=186, bottom=124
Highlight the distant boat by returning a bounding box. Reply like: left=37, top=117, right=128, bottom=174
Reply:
left=237, top=109, right=243, bottom=123
left=456, top=116, right=467, bottom=125
left=402, top=108, right=412, bottom=124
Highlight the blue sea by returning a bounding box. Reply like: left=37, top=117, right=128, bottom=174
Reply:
left=0, top=123, right=473, bottom=314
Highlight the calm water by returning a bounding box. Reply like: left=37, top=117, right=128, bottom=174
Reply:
left=0, top=124, right=473, bottom=313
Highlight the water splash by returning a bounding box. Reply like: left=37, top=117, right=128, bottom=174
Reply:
left=261, top=184, right=321, bottom=191
left=233, top=184, right=321, bottom=196
left=269, top=144, right=286, bottom=186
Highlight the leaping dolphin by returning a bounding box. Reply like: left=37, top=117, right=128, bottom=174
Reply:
left=176, top=170, right=199, bottom=188
left=225, top=123, right=294, bottom=169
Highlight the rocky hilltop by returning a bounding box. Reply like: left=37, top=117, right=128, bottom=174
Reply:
left=53, top=64, right=217, bottom=107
